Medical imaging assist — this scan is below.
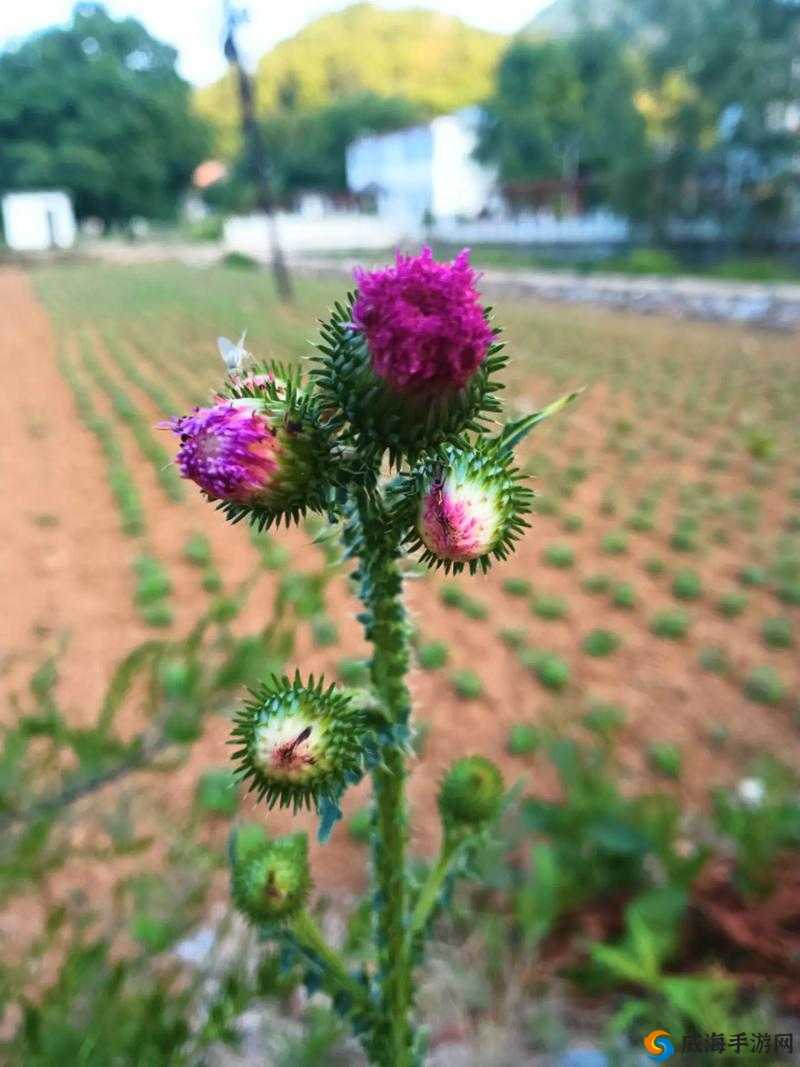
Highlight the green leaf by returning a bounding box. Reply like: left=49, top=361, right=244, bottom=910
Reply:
left=497, top=389, right=583, bottom=452
left=96, top=641, right=164, bottom=735
left=515, top=842, right=562, bottom=945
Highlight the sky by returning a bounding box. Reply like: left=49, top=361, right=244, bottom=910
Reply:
left=0, top=1, right=551, bottom=86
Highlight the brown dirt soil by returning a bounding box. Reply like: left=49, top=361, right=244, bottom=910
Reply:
left=694, top=855, right=800, bottom=1012
left=2, top=266, right=800, bottom=947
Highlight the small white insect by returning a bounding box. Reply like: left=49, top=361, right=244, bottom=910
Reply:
left=217, top=330, right=249, bottom=374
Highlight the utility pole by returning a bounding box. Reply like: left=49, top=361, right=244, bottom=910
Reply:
left=223, top=3, right=293, bottom=302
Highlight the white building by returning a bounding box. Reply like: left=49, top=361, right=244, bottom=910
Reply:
left=1, top=191, right=77, bottom=251
left=346, top=107, right=497, bottom=226
left=223, top=106, right=631, bottom=258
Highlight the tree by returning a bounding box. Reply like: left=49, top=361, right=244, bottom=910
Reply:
left=222, top=3, right=292, bottom=302
left=203, top=91, right=425, bottom=210
left=477, top=39, right=584, bottom=186
left=570, top=30, right=650, bottom=215
left=0, top=3, right=210, bottom=225
left=260, top=93, right=426, bottom=198
left=477, top=33, right=649, bottom=215
left=196, top=3, right=506, bottom=157
left=609, top=0, right=800, bottom=233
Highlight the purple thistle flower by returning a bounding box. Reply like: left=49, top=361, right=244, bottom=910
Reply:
left=352, top=246, right=493, bottom=395
left=163, top=401, right=279, bottom=504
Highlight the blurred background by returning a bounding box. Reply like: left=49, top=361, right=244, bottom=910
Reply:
left=2, top=0, right=800, bottom=279
left=1, top=2, right=799, bottom=1065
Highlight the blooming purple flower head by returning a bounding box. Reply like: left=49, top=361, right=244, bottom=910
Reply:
left=418, top=469, right=502, bottom=564
left=352, top=246, right=493, bottom=395
left=164, top=400, right=279, bottom=504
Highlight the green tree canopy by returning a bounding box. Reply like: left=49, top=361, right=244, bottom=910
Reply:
left=477, top=32, right=649, bottom=215
left=204, top=92, right=426, bottom=209
left=0, top=3, right=211, bottom=224
left=196, top=3, right=506, bottom=157
left=523, top=0, right=800, bottom=231
left=625, top=0, right=800, bottom=228
left=478, top=39, right=584, bottom=184
left=261, top=93, right=427, bottom=199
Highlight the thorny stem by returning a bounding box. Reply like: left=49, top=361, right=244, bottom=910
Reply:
left=351, top=490, right=416, bottom=1066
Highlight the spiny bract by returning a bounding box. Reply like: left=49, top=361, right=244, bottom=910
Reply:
left=310, top=249, right=508, bottom=465
left=393, top=436, right=534, bottom=575
left=230, top=672, right=368, bottom=813
left=163, top=367, right=336, bottom=531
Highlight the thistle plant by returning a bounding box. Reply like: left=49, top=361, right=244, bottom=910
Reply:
left=162, top=247, right=577, bottom=1065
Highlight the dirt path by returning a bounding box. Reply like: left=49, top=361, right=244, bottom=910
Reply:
left=0, top=268, right=155, bottom=716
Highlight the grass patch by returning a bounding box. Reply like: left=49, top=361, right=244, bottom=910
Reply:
left=531, top=594, right=568, bottom=620
left=582, top=629, right=621, bottom=657
left=671, top=569, right=703, bottom=601
left=761, top=617, right=794, bottom=650
left=647, top=742, right=683, bottom=779
left=542, top=543, right=575, bottom=569
left=650, top=609, right=690, bottom=640
left=581, top=573, right=611, bottom=594
left=716, top=592, right=747, bottom=618
left=417, top=640, right=450, bottom=670
left=744, top=666, right=786, bottom=706
left=506, top=723, right=541, bottom=757
left=600, top=531, right=628, bottom=555
left=450, top=669, right=484, bottom=700
left=502, top=577, right=533, bottom=597
left=520, top=649, right=571, bottom=691
left=611, top=582, right=637, bottom=609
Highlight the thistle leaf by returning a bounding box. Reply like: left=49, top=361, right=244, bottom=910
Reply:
left=498, top=389, right=583, bottom=453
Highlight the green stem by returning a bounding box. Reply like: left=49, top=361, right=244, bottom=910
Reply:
left=352, top=493, right=416, bottom=1066
left=371, top=749, right=413, bottom=1065
left=409, top=835, right=465, bottom=943
left=290, top=909, right=373, bottom=1020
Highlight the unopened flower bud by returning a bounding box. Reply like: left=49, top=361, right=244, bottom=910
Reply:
left=420, top=468, right=502, bottom=564
left=438, top=756, right=504, bottom=830
left=162, top=378, right=333, bottom=527
left=164, top=400, right=277, bottom=504
left=399, top=441, right=533, bottom=574
left=230, top=827, right=310, bottom=922
left=230, top=673, right=367, bottom=812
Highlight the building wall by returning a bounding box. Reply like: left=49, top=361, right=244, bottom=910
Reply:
left=346, top=124, right=434, bottom=224
left=1, top=191, right=76, bottom=251
left=224, top=212, right=408, bottom=256
left=430, top=109, right=497, bottom=220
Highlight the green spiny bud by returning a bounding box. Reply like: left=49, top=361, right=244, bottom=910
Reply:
left=230, top=821, right=269, bottom=863
left=438, top=756, right=504, bottom=830
left=230, top=827, right=310, bottom=922
left=230, top=672, right=367, bottom=812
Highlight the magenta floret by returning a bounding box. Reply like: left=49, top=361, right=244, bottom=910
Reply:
left=352, top=246, right=493, bottom=394
left=418, top=477, right=500, bottom=563
left=163, top=401, right=278, bottom=503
